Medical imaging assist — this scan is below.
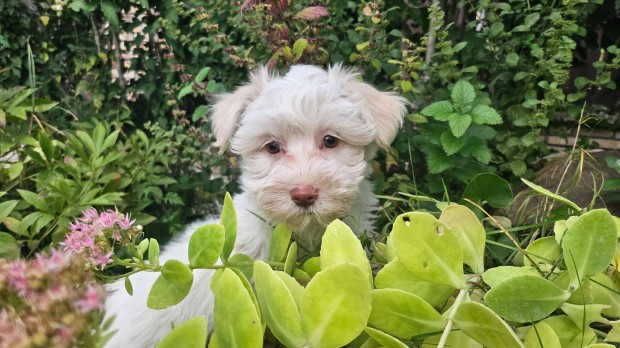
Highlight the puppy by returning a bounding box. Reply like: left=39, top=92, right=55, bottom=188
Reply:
left=104, top=64, right=406, bottom=347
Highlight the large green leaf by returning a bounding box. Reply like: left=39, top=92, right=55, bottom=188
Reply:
left=156, top=316, right=207, bottom=348
left=220, top=193, right=237, bottom=261
left=211, top=269, right=262, bottom=348
left=320, top=219, right=372, bottom=286
left=485, top=275, right=570, bottom=323
left=367, top=289, right=445, bottom=339
left=448, top=113, right=472, bottom=138
left=374, top=258, right=454, bottom=308
left=523, top=322, right=561, bottom=348
left=453, top=301, right=524, bottom=348
left=390, top=212, right=466, bottom=289
left=421, top=101, right=453, bottom=121
left=563, top=209, right=617, bottom=289
left=147, top=274, right=193, bottom=310
left=460, top=173, right=513, bottom=209
left=253, top=261, right=306, bottom=348
left=188, top=224, right=225, bottom=268
left=451, top=80, right=476, bottom=105
left=300, top=263, right=371, bottom=347
left=439, top=204, right=485, bottom=274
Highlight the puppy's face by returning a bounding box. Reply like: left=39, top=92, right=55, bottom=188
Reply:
left=211, top=65, right=406, bottom=231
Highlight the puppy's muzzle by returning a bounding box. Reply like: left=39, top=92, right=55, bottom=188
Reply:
left=290, top=185, right=319, bottom=208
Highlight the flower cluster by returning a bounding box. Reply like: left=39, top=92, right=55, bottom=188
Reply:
left=62, top=208, right=142, bottom=270
left=0, top=250, right=104, bottom=348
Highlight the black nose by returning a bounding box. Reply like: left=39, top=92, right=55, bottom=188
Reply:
left=290, top=185, right=319, bottom=207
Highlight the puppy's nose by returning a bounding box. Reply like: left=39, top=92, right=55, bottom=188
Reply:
left=291, top=185, right=319, bottom=207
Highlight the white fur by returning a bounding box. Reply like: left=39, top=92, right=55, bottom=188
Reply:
left=104, top=64, right=407, bottom=347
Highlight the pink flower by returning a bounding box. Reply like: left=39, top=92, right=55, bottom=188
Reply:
left=7, top=262, right=28, bottom=295
left=75, top=284, right=103, bottom=312
left=79, top=208, right=99, bottom=224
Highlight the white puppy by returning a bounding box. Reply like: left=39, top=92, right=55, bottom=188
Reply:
left=104, top=64, right=406, bottom=347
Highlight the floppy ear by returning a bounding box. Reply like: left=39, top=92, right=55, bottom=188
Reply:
left=210, top=66, right=272, bottom=152
left=328, top=64, right=408, bottom=149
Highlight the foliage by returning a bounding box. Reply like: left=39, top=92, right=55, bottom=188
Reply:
left=88, top=189, right=620, bottom=347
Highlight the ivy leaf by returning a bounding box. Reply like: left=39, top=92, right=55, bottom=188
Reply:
left=420, top=101, right=453, bottom=121
left=440, top=131, right=468, bottom=156
left=471, top=105, right=502, bottom=125
left=448, top=113, right=472, bottom=138
left=451, top=80, right=476, bottom=106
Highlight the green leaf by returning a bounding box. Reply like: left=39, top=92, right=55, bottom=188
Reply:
left=454, top=42, right=468, bottom=52
left=148, top=238, right=160, bottom=268
left=505, top=52, right=519, bottom=67
left=8, top=162, right=23, bottom=180
left=471, top=105, right=502, bottom=125
left=220, top=192, right=237, bottom=261
left=293, top=39, right=308, bottom=60
left=100, top=1, right=120, bottom=28
left=540, top=316, right=597, bottom=348
left=161, top=260, right=193, bottom=285
left=524, top=236, right=561, bottom=267
left=300, top=263, right=372, bottom=347
left=0, top=232, right=20, bottom=259
left=524, top=13, right=540, bottom=28
left=147, top=274, right=193, bottom=309
left=0, top=200, right=18, bottom=221
left=448, top=113, right=472, bottom=138
left=284, top=241, right=297, bottom=275
left=391, top=212, right=466, bottom=289
left=192, top=105, right=210, bottom=122
left=194, top=67, right=211, bottom=83
left=420, top=101, right=453, bottom=121
left=451, top=80, right=476, bottom=105
left=188, top=224, right=225, bottom=268
left=521, top=178, right=581, bottom=211
left=89, top=192, right=124, bottom=205
left=482, top=266, right=538, bottom=288
left=453, top=301, right=524, bottom=348
left=253, top=261, right=306, bottom=348
left=563, top=209, right=617, bottom=289
left=364, top=327, right=409, bottom=348
left=228, top=253, right=254, bottom=281
left=485, top=275, right=571, bottom=323
left=211, top=269, right=262, bottom=348
left=368, top=289, right=445, bottom=339
left=269, top=223, right=291, bottom=262
left=422, top=330, right=483, bottom=348
left=124, top=276, right=133, bottom=296
left=320, top=219, right=372, bottom=286
left=440, top=131, right=468, bottom=156
left=17, top=189, right=49, bottom=212
left=177, top=84, right=194, bottom=100
left=156, top=316, right=208, bottom=348
left=560, top=303, right=608, bottom=329
left=439, top=205, right=485, bottom=274
left=460, top=173, right=513, bottom=209
left=374, top=258, right=454, bottom=308
left=523, top=322, right=561, bottom=348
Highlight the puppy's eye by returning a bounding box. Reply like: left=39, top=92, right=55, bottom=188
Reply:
left=322, top=135, right=339, bottom=148
left=265, top=141, right=281, bottom=154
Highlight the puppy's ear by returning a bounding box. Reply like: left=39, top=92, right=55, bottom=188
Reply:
left=329, top=64, right=408, bottom=149
left=211, top=66, right=271, bottom=152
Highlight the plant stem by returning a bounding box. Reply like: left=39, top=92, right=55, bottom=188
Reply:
left=436, top=286, right=469, bottom=348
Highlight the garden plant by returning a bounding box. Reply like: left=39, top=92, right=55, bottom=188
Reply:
left=1, top=0, right=619, bottom=346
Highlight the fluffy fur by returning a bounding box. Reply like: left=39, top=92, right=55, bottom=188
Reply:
left=104, top=64, right=407, bottom=347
